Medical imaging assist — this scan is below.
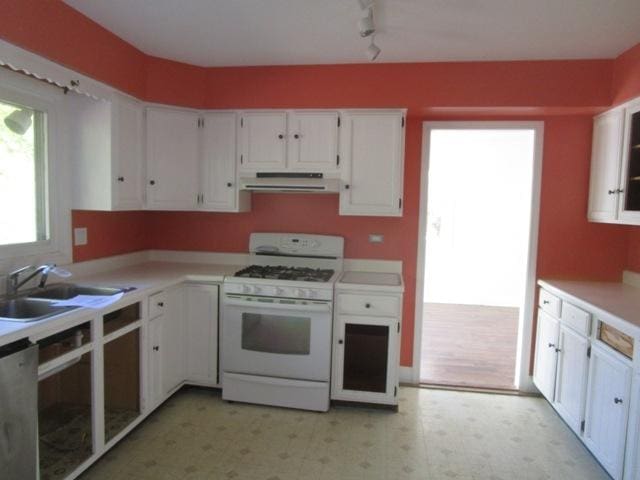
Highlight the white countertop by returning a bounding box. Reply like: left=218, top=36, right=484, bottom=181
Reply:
left=336, top=271, right=404, bottom=293
left=0, top=261, right=242, bottom=347
left=538, top=278, right=640, bottom=333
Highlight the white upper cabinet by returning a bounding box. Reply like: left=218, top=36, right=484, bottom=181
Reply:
left=287, top=111, right=340, bottom=172
left=588, top=109, right=624, bottom=222
left=339, top=110, right=405, bottom=216
left=588, top=97, right=640, bottom=225
left=200, top=112, right=250, bottom=212
left=239, top=111, right=288, bottom=171
left=583, top=345, right=632, bottom=480
left=69, top=93, right=144, bottom=210
left=145, top=107, right=200, bottom=210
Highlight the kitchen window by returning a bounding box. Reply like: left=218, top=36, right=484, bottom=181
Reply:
left=0, top=68, right=70, bottom=264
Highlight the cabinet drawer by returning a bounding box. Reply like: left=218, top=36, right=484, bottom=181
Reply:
left=539, top=289, right=561, bottom=317
left=337, top=294, right=400, bottom=317
left=148, top=292, right=167, bottom=319
left=560, top=302, right=591, bottom=336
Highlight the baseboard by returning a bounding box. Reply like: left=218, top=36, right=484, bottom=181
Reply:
left=399, top=366, right=415, bottom=384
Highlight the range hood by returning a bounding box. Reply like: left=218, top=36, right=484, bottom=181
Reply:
left=240, top=173, right=340, bottom=193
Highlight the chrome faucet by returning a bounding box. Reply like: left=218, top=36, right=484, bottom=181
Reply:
left=6, top=264, right=56, bottom=297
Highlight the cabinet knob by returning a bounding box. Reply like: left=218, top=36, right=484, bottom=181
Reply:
left=153, top=346, right=159, bottom=352
left=548, top=343, right=555, bottom=348
left=365, top=303, right=371, bottom=308
left=117, top=176, right=125, bottom=182
left=278, top=134, right=284, bottom=139
left=345, top=184, right=350, bottom=190
left=617, top=189, right=624, bottom=194
left=608, top=189, right=616, bottom=195
left=149, top=180, right=156, bottom=185
left=227, top=182, right=233, bottom=187
left=555, top=348, right=562, bottom=353
left=542, top=300, right=550, bottom=304
left=614, top=397, right=623, bottom=404
left=157, top=302, right=164, bottom=307
left=338, top=339, right=344, bottom=344
left=294, top=134, right=300, bottom=139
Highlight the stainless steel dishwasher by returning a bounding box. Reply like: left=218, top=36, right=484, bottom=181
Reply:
left=0, top=338, right=38, bottom=480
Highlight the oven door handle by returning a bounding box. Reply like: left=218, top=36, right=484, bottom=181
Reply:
left=224, top=297, right=331, bottom=313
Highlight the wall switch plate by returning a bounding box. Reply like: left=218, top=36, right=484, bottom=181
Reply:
left=368, top=234, right=384, bottom=243
left=74, top=227, right=88, bottom=246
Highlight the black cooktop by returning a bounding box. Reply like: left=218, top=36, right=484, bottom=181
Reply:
left=234, top=265, right=335, bottom=282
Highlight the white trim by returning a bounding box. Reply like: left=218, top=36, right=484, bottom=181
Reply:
left=623, top=270, right=640, bottom=289
left=399, top=366, right=414, bottom=384
left=413, top=121, right=544, bottom=391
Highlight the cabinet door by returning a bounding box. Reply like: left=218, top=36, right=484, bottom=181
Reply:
left=112, top=95, right=144, bottom=210
left=147, top=315, right=163, bottom=410
left=618, top=100, right=640, bottom=224
left=588, top=109, right=624, bottom=222
left=201, top=112, right=238, bottom=211
left=340, top=111, right=404, bottom=216
left=332, top=314, right=399, bottom=405
left=161, top=286, right=186, bottom=395
left=552, top=325, right=589, bottom=434
left=287, top=111, right=340, bottom=172
left=185, top=284, right=219, bottom=385
left=533, top=310, right=560, bottom=402
left=239, top=112, right=287, bottom=171
left=146, top=107, right=200, bottom=210
left=583, top=345, right=632, bottom=480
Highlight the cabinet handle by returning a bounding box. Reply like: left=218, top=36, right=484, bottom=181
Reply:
left=153, top=346, right=159, bottom=352
left=617, top=189, right=624, bottom=194
left=227, top=182, right=233, bottom=187
left=542, top=300, right=550, bottom=304
left=345, top=184, right=350, bottom=190
left=365, top=303, right=371, bottom=308
left=614, top=397, right=623, bottom=404
left=608, top=189, right=616, bottom=195
left=117, top=176, right=125, bottom=182
left=149, top=180, right=156, bottom=185
left=548, top=343, right=555, bottom=348
left=555, top=347, right=562, bottom=353
left=157, top=302, right=164, bottom=307
left=278, top=134, right=284, bottom=139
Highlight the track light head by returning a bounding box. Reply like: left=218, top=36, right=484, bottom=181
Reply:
left=358, top=11, right=375, bottom=38
left=366, top=37, right=381, bottom=61
left=358, top=0, right=374, bottom=10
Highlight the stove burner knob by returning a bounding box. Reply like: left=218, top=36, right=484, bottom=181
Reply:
left=275, top=287, right=286, bottom=296
left=296, top=288, right=308, bottom=298
left=253, top=286, right=263, bottom=294
left=242, top=285, right=253, bottom=294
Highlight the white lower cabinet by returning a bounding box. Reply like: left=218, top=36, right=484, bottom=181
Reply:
left=533, top=310, right=560, bottom=402
left=184, top=283, right=219, bottom=386
left=553, top=325, right=590, bottom=434
left=147, top=314, right=164, bottom=410
left=331, top=289, right=402, bottom=406
left=583, top=345, right=632, bottom=480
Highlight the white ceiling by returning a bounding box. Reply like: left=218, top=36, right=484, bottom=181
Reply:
left=63, top=0, right=640, bottom=67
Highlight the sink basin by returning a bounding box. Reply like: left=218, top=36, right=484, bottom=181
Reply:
left=0, top=298, right=78, bottom=322
left=30, top=283, right=128, bottom=300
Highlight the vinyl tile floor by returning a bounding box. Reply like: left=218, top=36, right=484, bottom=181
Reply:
left=79, top=386, right=610, bottom=480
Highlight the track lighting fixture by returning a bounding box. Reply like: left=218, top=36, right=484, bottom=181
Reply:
left=4, top=108, right=32, bottom=135
left=358, top=8, right=375, bottom=37
left=358, top=0, right=374, bottom=10
left=366, top=36, right=381, bottom=61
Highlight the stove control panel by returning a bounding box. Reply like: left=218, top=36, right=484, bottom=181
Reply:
left=224, top=282, right=333, bottom=301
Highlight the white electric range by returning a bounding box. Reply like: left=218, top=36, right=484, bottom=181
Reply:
left=221, top=233, right=344, bottom=412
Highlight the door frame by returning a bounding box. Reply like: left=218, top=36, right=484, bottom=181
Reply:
left=412, top=121, right=544, bottom=391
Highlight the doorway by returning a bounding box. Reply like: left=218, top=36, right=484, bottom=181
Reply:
left=415, top=122, right=543, bottom=391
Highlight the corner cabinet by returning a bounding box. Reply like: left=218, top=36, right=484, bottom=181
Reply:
left=588, top=98, right=640, bottom=225
left=331, top=289, right=402, bottom=407
left=69, top=92, right=144, bottom=210
left=339, top=110, right=405, bottom=216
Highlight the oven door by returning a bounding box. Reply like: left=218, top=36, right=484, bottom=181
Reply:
left=222, top=294, right=332, bottom=381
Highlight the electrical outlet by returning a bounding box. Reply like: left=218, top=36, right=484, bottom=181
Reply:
left=368, top=234, right=384, bottom=243
left=74, top=227, right=88, bottom=246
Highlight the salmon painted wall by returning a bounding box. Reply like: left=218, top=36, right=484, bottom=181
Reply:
left=1, top=1, right=638, bottom=367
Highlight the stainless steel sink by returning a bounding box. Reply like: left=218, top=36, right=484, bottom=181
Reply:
left=0, top=298, right=78, bottom=322
left=29, top=283, right=128, bottom=300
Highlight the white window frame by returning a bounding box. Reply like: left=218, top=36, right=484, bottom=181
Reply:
left=0, top=67, right=71, bottom=271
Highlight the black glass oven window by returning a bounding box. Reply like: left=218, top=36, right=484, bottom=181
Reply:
left=241, top=313, right=311, bottom=355
left=343, top=324, right=389, bottom=393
